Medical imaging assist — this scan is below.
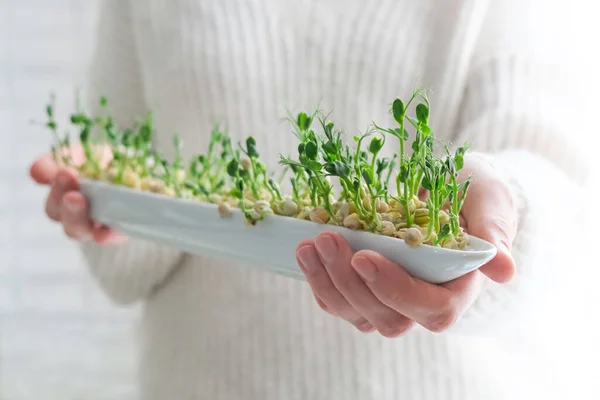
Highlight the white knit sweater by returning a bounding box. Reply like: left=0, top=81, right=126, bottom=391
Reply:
left=79, top=1, right=590, bottom=399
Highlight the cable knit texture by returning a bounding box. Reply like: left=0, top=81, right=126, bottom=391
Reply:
left=79, top=0, right=587, bottom=399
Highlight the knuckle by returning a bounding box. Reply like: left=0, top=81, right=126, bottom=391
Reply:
left=306, top=271, right=332, bottom=294
left=480, top=214, right=514, bottom=241
left=484, top=214, right=511, bottom=231
left=307, top=268, right=329, bottom=284
left=311, top=285, right=346, bottom=316
left=332, top=276, right=355, bottom=293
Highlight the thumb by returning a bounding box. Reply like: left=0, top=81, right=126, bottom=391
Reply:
left=460, top=167, right=518, bottom=284
left=468, top=217, right=516, bottom=283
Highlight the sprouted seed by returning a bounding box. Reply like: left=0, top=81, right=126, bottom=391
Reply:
left=38, top=88, right=472, bottom=249
left=218, top=202, right=233, bottom=218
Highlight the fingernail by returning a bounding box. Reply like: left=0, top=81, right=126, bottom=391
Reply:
left=351, top=256, right=377, bottom=283
left=297, top=245, right=320, bottom=271
left=355, top=319, right=375, bottom=333
left=315, top=234, right=337, bottom=263
left=64, top=197, right=81, bottom=213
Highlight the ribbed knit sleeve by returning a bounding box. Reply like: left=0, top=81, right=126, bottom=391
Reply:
left=446, top=0, right=589, bottom=334
left=79, top=0, right=184, bottom=306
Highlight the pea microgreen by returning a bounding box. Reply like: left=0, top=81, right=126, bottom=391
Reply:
left=38, top=88, right=472, bottom=249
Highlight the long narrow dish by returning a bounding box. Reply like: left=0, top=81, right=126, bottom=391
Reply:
left=80, top=179, right=496, bottom=284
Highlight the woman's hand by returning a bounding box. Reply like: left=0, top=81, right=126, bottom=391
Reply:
left=295, top=153, right=518, bottom=337
left=29, top=145, right=126, bottom=244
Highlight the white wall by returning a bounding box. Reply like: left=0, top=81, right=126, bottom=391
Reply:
left=0, top=1, right=140, bottom=399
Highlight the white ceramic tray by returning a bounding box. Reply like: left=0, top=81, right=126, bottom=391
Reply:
left=79, top=179, right=497, bottom=284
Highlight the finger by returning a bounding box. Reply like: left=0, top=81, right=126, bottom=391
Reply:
left=462, top=181, right=517, bottom=283
left=60, top=191, right=93, bottom=240
left=469, top=220, right=516, bottom=283
left=91, top=224, right=128, bottom=244
left=312, top=292, right=331, bottom=312
left=315, top=232, right=413, bottom=337
left=45, top=168, right=79, bottom=221
left=351, top=250, right=482, bottom=332
left=296, top=241, right=372, bottom=332
left=70, top=144, right=112, bottom=167
left=30, top=154, right=58, bottom=185
left=459, top=213, right=467, bottom=231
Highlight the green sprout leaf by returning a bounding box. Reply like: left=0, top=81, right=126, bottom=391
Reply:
left=416, top=103, right=429, bottom=123
left=394, top=128, right=409, bottom=141
left=236, top=179, right=245, bottom=193
left=305, top=160, right=322, bottom=172
left=297, top=112, right=312, bottom=131
left=297, top=143, right=305, bottom=155
left=368, top=137, right=384, bottom=154
left=304, top=141, right=318, bottom=160
left=323, top=141, right=337, bottom=156
left=376, top=158, right=390, bottom=176
left=392, top=99, right=405, bottom=123
left=199, top=184, right=210, bottom=196
left=80, top=128, right=90, bottom=143
left=227, top=159, right=239, bottom=177
left=421, top=174, right=432, bottom=191
left=246, top=136, right=259, bottom=158
left=325, top=160, right=350, bottom=178
left=437, top=224, right=451, bottom=244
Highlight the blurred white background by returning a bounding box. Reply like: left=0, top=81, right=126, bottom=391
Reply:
left=0, top=1, right=139, bottom=399
left=0, top=1, right=599, bottom=399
